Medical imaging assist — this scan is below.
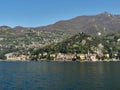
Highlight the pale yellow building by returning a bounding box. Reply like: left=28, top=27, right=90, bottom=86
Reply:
left=5, top=53, right=30, bottom=61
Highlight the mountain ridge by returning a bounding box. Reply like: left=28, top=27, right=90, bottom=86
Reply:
left=0, top=12, right=120, bottom=36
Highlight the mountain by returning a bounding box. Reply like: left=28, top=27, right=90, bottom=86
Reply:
left=35, top=12, right=120, bottom=36
left=0, top=26, right=12, bottom=30
left=1, top=12, right=120, bottom=37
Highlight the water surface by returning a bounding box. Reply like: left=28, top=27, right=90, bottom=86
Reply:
left=0, top=61, right=120, bottom=90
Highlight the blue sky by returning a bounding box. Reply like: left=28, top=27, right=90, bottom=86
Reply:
left=0, top=0, right=120, bottom=27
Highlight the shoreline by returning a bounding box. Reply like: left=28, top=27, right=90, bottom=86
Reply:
left=0, top=59, right=120, bottom=62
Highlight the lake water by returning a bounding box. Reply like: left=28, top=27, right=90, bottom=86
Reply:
left=0, top=61, right=120, bottom=90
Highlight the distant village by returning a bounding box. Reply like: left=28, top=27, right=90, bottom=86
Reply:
left=4, top=51, right=120, bottom=62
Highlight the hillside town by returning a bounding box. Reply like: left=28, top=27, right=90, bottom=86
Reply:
left=4, top=51, right=120, bottom=62
left=4, top=32, right=120, bottom=62
left=0, top=27, right=69, bottom=59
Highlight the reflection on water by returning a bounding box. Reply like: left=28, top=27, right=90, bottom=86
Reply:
left=0, top=61, right=120, bottom=90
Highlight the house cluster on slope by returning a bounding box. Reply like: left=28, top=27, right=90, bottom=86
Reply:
left=4, top=52, right=119, bottom=61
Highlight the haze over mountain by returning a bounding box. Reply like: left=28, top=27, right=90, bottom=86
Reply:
left=0, top=12, right=120, bottom=36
